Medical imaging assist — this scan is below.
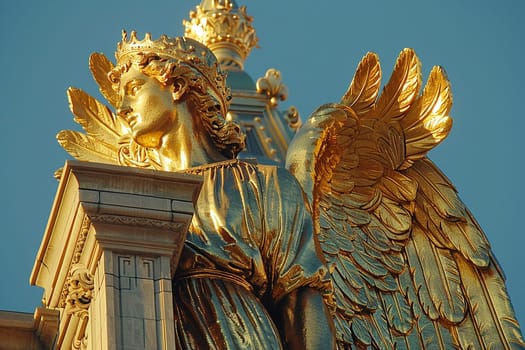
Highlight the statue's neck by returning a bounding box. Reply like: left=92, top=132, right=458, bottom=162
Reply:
left=156, top=105, right=228, bottom=172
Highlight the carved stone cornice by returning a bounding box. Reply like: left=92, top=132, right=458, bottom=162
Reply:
left=90, top=214, right=186, bottom=231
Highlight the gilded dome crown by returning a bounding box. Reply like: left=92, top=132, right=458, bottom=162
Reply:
left=183, top=0, right=258, bottom=71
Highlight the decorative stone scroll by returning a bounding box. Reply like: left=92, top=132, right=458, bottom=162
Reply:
left=66, top=264, right=94, bottom=319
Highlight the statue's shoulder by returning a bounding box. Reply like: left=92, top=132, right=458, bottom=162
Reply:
left=244, top=161, right=307, bottom=196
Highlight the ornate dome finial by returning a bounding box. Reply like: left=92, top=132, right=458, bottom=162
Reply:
left=183, top=0, right=259, bottom=71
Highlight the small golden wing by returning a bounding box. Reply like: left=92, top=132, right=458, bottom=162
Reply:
left=57, top=130, right=119, bottom=164
left=67, top=87, right=129, bottom=145
left=60, top=79, right=157, bottom=169
left=89, top=52, right=119, bottom=108
left=58, top=86, right=129, bottom=165
left=286, top=49, right=525, bottom=349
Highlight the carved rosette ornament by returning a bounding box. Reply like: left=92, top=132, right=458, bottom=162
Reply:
left=183, top=0, right=258, bottom=70
left=65, top=264, right=94, bottom=319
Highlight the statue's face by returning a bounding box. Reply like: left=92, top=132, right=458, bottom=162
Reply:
left=117, top=66, right=176, bottom=148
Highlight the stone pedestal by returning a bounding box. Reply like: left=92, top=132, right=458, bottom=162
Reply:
left=30, top=161, right=202, bottom=349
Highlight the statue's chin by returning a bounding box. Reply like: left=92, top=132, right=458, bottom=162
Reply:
left=134, top=130, right=164, bottom=149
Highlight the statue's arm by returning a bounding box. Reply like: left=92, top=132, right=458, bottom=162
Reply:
left=278, top=286, right=336, bottom=349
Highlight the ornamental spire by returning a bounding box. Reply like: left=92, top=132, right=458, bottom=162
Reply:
left=183, top=0, right=259, bottom=71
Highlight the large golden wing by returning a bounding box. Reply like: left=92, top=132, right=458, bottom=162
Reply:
left=57, top=52, right=158, bottom=169
left=286, top=49, right=525, bottom=349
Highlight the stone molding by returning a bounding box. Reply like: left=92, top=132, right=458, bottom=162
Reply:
left=0, top=308, right=60, bottom=349
left=30, top=160, right=202, bottom=349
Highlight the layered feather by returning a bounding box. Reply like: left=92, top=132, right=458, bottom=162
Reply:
left=67, top=87, right=128, bottom=144
left=341, top=52, right=381, bottom=116
left=89, top=52, right=119, bottom=108
left=401, top=66, right=452, bottom=169
left=458, top=255, right=525, bottom=349
left=57, top=130, right=118, bottom=164
left=364, top=48, right=421, bottom=123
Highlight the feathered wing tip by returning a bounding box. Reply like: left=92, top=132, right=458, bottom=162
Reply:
left=340, top=52, right=381, bottom=116
left=89, top=52, right=119, bottom=108
left=400, top=66, right=453, bottom=169
left=366, top=48, right=422, bottom=122
left=340, top=48, right=452, bottom=166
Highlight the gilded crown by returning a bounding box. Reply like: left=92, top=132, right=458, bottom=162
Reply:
left=116, top=30, right=231, bottom=111
left=183, top=0, right=258, bottom=70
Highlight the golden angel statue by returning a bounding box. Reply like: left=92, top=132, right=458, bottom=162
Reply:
left=60, top=32, right=335, bottom=349
left=57, top=20, right=525, bottom=350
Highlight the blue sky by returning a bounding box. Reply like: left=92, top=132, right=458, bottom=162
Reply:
left=1, top=0, right=523, bottom=331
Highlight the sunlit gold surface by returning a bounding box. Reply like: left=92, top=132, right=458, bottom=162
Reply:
left=56, top=1, right=524, bottom=348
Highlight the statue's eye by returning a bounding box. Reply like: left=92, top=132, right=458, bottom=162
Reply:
left=125, top=79, right=145, bottom=97
left=131, top=86, right=140, bottom=95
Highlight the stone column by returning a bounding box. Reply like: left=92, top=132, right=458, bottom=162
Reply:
left=31, top=160, right=202, bottom=349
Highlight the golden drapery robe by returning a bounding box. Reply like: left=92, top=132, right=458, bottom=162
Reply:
left=173, top=160, right=331, bottom=349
